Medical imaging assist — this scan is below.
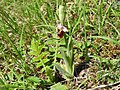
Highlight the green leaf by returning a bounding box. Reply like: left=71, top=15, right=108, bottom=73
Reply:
left=28, top=51, right=36, bottom=56
left=36, top=59, right=49, bottom=67
left=27, top=76, right=41, bottom=83
left=45, top=38, right=58, bottom=45
left=40, top=64, right=53, bottom=73
left=50, top=83, right=67, bottom=90
left=38, top=45, right=44, bottom=53
left=30, top=39, right=44, bottom=55
left=60, top=49, right=71, bottom=73
left=46, top=67, right=54, bottom=82
left=91, top=36, right=120, bottom=45
left=30, top=39, right=38, bottom=51
left=54, top=63, right=73, bottom=78
left=59, top=5, right=65, bottom=24
left=56, top=54, right=62, bottom=58
left=32, top=57, right=40, bottom=62
left=32, top=52, right=48, bottom=62
left=1, top=84, right=20, bottom=89
left=67, top=36, right=73, bottom=52
left=0, top=78, right=4, bottom=85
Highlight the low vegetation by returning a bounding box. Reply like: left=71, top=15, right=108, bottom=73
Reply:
left=0, top=0, right=120, bottom=90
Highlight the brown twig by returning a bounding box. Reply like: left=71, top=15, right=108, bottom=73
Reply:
left=88, top=81, right=120, bottom=90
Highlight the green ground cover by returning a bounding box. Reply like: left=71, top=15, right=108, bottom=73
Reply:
left=0, top=0, right=120, bottom=90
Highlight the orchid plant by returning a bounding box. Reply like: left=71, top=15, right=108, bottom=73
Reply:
left=55, top=5, right=74, bottom=79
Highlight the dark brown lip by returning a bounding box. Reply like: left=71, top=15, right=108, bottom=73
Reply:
left=57, top=29, right=64, bottom=38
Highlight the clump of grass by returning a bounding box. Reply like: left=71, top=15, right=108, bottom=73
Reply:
left=0, top=0, right=120, bottom=90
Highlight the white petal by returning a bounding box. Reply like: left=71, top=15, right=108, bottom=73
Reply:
left=63, top=27, right=68, bottom=32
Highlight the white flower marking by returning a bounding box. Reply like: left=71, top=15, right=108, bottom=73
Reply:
left=57, top=24, right=68, bottom=32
